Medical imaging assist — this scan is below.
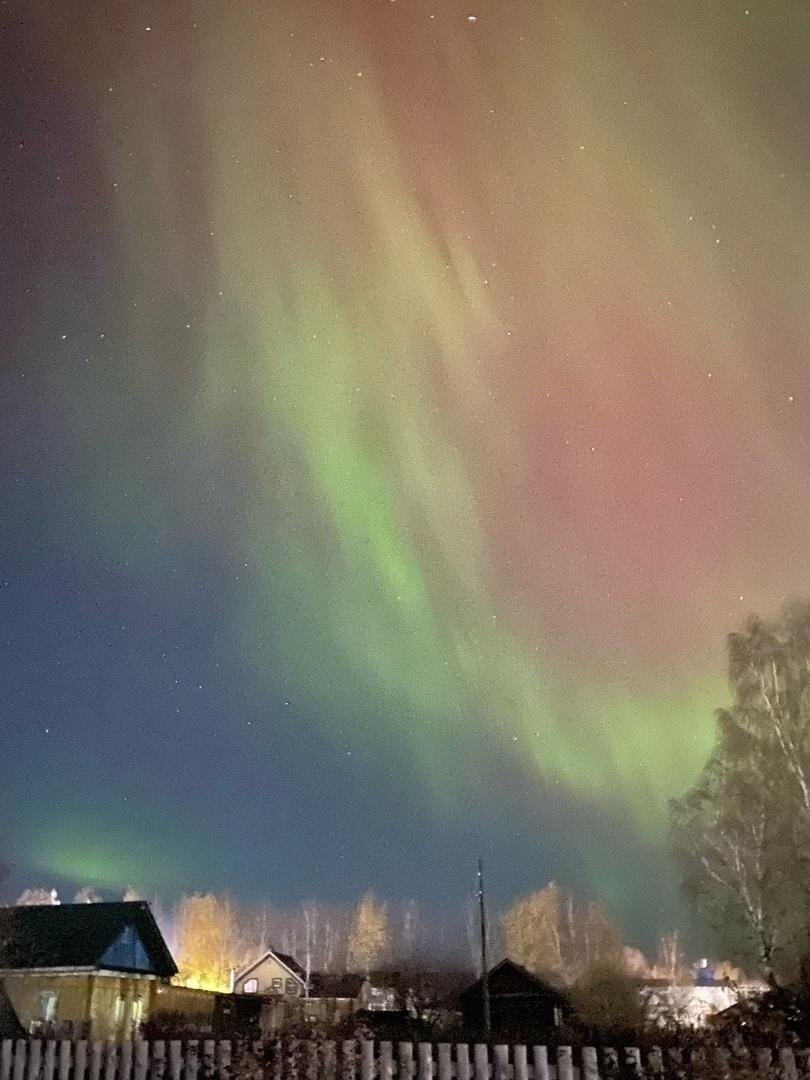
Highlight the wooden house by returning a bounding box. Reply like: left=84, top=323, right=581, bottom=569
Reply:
left=0, top=901, right=177, bottom=1040
left=457, top=959, right=568, bottom=1037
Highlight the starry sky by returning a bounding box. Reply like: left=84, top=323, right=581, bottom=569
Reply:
left=3, top=0, right=810, bottom=950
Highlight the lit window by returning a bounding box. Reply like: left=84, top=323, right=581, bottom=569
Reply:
left=243, top=978, right=258, bottom=994
left=131, top=999, right=144, bottom=1027
left=114, top=997, right=125, bottom=1024
left=39, top=992, right=57, bottom=1022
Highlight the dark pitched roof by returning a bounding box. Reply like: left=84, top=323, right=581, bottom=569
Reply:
left=459, top=958, right=567, bottom=1003
left=0, top=902, right=177, bottom=978
left=309, top=972, right=365, bottom=998
left=275, top=952, right=306, bottom=981
left=236, top=949, right=306, bottom=985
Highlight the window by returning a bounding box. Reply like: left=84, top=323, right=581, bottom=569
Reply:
left=243, top=978, right=258, bottom=994
left=39, top=992, right=57, bottom=1023
left=114, top=997, right=126, bottom=1024
left=270, top=977, right=283, bottom=992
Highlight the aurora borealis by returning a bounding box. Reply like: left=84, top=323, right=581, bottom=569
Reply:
left=4, top=0, right=810, bottom=945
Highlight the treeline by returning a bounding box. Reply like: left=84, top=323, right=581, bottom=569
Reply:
left=14, top=882, right=726, bottom=995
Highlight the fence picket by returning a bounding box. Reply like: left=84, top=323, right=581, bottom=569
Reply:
left=43, top=1042, right=56, bottom=1080
left=581, top=1047, right=598, bottom=1080
left=781, top=1049, right=799, bottom=1080
left=531, top=1046, right=548, bottom=1080
left=75, top=1041, right=88, bottom=1080
left=24, top=1042, right=40, bottom=1080
left=493, top=1047, right=508, bottom=1080
left=216, top=1041, right=231, bottom=1080
left=473, top=1045, right=489, bottom=1080
left=623, top=1048, right=641, bottom=1078
left=418, top=1044, right=434, bottom=1080
left=12, top=1041, right=25, bottom=1080
left=186, top=1042, right=199, bottom=1080
left=456, top=1043, right=471, bottom=1080
left=556, top=1047, right=573, bottom=1080
left=119, top=1042, right=132, bottom=1080
left=399, top=1043, right=414, bottom=1080
left=203, top=1040, right=216, bottom=1080
left=601, top=1049, right=618, bottom=1080
left=305, top=1040, right=319, bottom=1080
left=133, top=1040, right=148, bottom=1080
left=646, top=1048, right=663, bottom=1080
left=379, top=1043, right=394, bottom=1080
left=322, top=1042, right=337, bottom=1080
left=168, top=1042, right=182, bottom=1080
left=342, top=1041, right=357, bottom=1080
left=513, top=1046, right=527, bottom=1080
left=89, top=1042, right=104, bottom=1080
left=437, top=1044, right=452, bottom=1080
left=103, top=1042, right=117, bottom=1080
left=360, top=1041, right=374, bottom=1080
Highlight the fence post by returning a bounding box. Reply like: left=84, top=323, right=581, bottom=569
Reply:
left=532, top=1046, right=549, bottom=1080
left=581, top=1047, right=599, bottom=1080
left=493, top=1047, right=508, bottom=1080
left=473, top=1045, right=489, bottom=1080
left=556, top=1047, right=573, bottom=1080
left=90, top=1042, right=105, bottom=1080
left=43, top=1042, right=57, bottom=1080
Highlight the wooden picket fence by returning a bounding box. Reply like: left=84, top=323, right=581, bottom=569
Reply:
left=0, top=1040, right=806, bottom=1080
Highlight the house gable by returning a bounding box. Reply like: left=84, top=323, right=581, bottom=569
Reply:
left=233, top=951, right=306, bottom=997
left=98, top=924, right=154, bottom=973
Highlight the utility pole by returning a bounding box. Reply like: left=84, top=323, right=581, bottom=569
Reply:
left=477, top=858, right=491, bottom=1040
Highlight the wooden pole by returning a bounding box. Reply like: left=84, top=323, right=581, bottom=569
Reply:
left=477, top=858, right=491, bottom=1040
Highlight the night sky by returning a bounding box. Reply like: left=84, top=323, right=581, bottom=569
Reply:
left=3, top=1, right=810, bottom=950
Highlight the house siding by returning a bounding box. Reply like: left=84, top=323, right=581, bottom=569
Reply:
left=2, top=972, right=159, bottom=1040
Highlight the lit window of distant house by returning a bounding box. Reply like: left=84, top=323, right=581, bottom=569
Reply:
left=114, top=997, right=126, bottom=1024
left=243, top=978, right=258, bottom=993
left=39, top=992, right=57, bottom=1022
left=132, top=999, right=144, bottom=1027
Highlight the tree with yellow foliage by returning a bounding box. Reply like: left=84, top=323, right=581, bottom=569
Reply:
left=347, top=890, right=389, bottom=974
left=174, top=893, right=238, bottom=991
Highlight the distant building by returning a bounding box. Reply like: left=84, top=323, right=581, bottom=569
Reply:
left=0, top=901, right=177, bottom=1039
left=232, top=949, right=308, bottom=997
left=458, top=959, right=568, bottom=1037
left=640, top=975, right=766, bottom=1027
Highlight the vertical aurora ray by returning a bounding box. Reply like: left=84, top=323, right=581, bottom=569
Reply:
left=32, top=0, right=810, bottom=903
